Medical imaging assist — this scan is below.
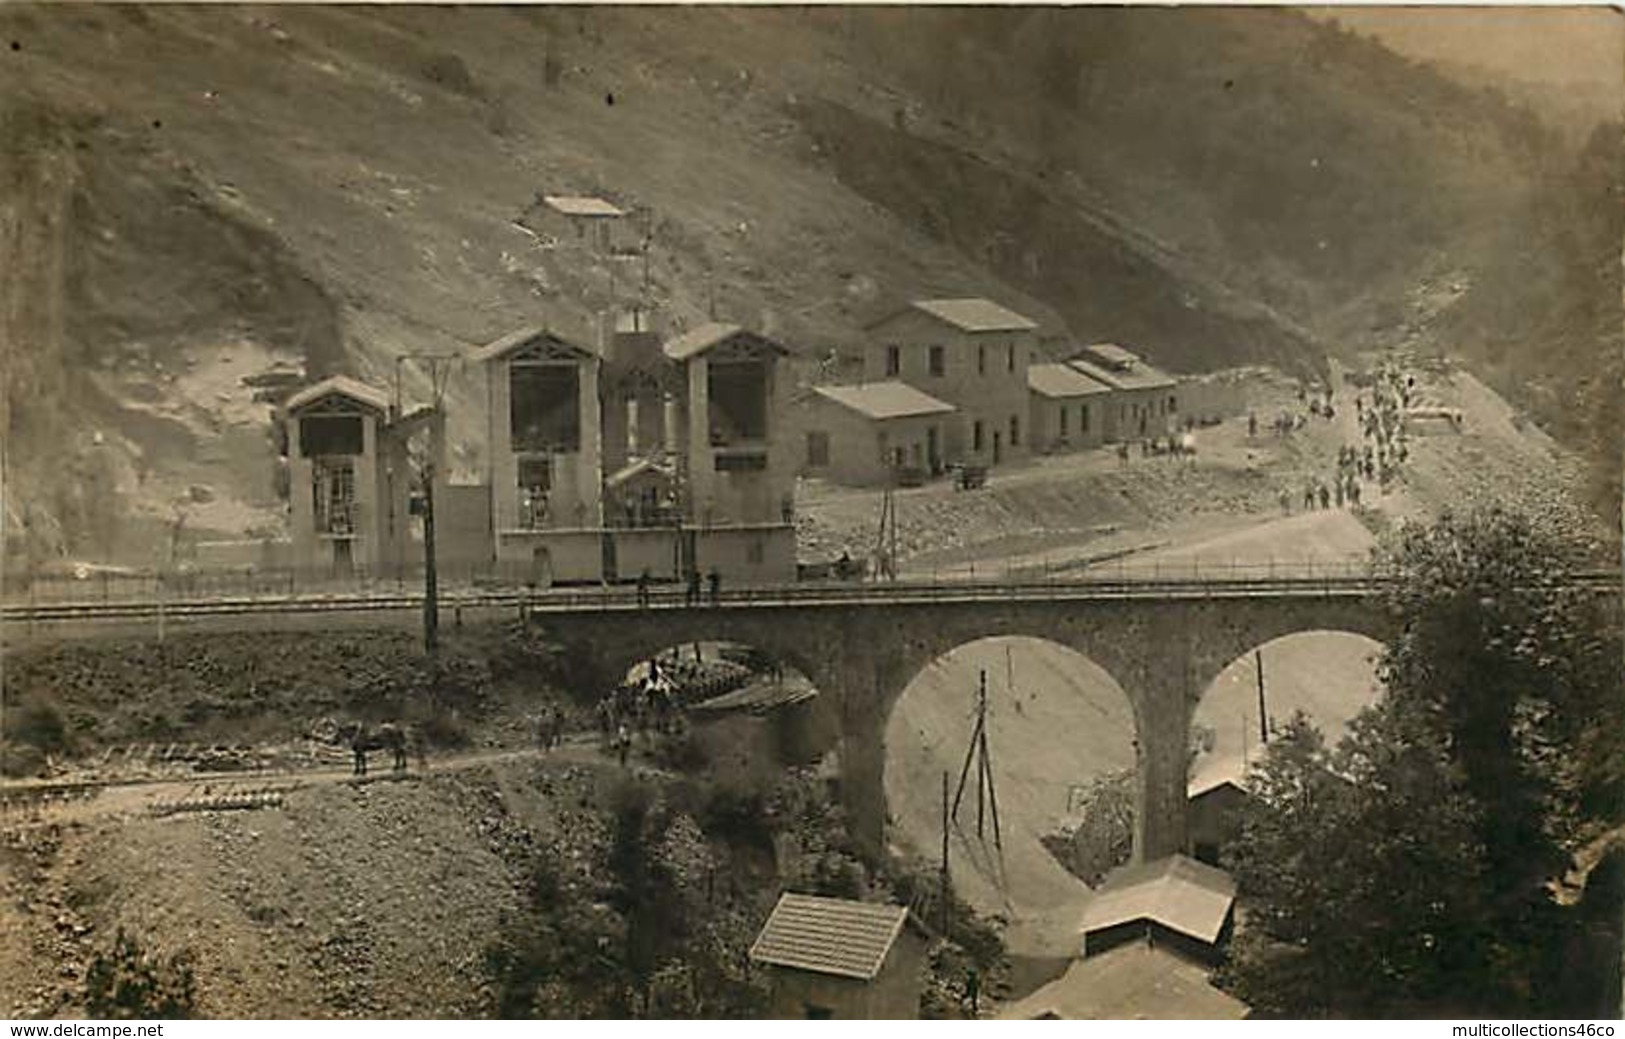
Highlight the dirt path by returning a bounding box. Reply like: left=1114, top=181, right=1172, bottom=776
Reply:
left=0, top=737, right=620, bottom=826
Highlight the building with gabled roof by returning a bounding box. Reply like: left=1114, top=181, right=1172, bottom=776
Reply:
left=474, top=326, right=605, bottom=584
left=1188, top=754, right=1253, bottom=866
left=1080, top=854, right=1238, bottom=965
left=998, top=943, right=1249, bottom=1020
left=1028, top=362, right=1114, bottom=452
left=866, top=297, right=1039, bottom=335
left=794, top=381, right=956, bottom=487
left=280, top=375, right=411, bottom=575
left=517, top=193, right=630, bottom=254
left=1065, top=343, right=1182, bottom=443
left=750, top=893, right=929, bottom=1019
left=661, top=321, right=797, bottom=583
left=862, top=297, right=1041, bottom=471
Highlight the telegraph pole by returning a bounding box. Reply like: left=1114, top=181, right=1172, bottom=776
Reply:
left=396, top=353, right=460, bottom=655
left=1255, top=649, right=1269, bottom=744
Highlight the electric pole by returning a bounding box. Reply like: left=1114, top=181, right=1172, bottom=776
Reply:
left=395, top=353, right=461, bottom=655
left=1255, top=649, right=1269, bottom=744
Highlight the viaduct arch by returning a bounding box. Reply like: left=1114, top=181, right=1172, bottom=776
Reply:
left=526, top=587, right=1396, bottom=862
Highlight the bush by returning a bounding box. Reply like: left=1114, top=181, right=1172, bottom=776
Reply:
left=84, top=930, right=197, bottom=1019
left=12, top=701, right=69, bottom=755
left=1, top=742, right=47, bottom=779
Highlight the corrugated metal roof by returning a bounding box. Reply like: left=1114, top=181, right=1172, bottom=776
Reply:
left=284, top=375, right=391, bottom=414
left=999, top=944, right=1249, bottom=1020
left=542, top=195, right=625, bottom=218
left=749, top=893, right=910, bottom=981
left=812, top=381, right=956, bottom=421
left=911, top=298, right=1038, bottom=333
left=471, top=327, right=601, bottom=364
left=1028, top=363, right=1114, bottom=399
left=1068, top=356, right=1178, bottom=393
left=1081, top=855, right=1237, bottom=946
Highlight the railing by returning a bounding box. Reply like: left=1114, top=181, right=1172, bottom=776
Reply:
left=4, top=563, right=1616, bottom=627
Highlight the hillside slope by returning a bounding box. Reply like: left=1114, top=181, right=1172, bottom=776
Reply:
left=3, top=5, right=1615, bottom=561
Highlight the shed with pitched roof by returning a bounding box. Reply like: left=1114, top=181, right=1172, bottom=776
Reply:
left=1080, top=854, right=1238, bottom=966
left=750, top=893, right=930, bottom=1019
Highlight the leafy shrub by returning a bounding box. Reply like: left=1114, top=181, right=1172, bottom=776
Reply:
left=84, top=930, right=196, bottom=1019
left=12, top=701, right=69, bottom=755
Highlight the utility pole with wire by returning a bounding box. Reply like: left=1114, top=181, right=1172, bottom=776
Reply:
left=951, top=669, right=1004, bottom=850
left=395, top=353, right=460, bottom=655
left=1255, top=649, right=1269, bottom=744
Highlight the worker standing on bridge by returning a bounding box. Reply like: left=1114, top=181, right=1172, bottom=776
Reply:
left=685, top=567, right=701, bottom=607
left=708, top=567, right=722, bottom=606
left=637, top=568, right=651, bottom=609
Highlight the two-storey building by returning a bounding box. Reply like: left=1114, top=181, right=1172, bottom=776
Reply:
left=863, top=298, right=1039, bottom=469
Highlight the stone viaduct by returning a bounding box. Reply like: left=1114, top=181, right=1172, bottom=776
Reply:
left=525, top=580, right=1398, bottom=863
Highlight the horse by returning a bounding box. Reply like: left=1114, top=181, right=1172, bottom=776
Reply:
left=334, top=721, right=411, bottom=776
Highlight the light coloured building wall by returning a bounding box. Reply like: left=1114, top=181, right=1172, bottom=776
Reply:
left=799, top=396, right=952, bottom=487
left=494, top=528, right=604, bottom=584
left=487, top=355, right=604, bottom=534
left=287, top=405, right=387, bottom=571
left=1104, top=385, right=1182, bottom=442
left=612, top=528, right=682, bottom=581
left=684, top=351, right=794, bottom=527
left=1032, top=394, right=1109, bottom=453
left=692, top=525, right=796, bottom=584
left=866, top=310, right=1033, bottom=467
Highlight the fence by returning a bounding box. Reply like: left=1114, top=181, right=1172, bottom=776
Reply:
left=4, top=557, right=1617, bottom=620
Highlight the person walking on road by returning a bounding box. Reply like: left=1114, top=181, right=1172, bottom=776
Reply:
left=707, top=567, right=722, bottom=606
left=685, top=567, right=701, bottom=607
left=636, top=568, right=651, bottom=609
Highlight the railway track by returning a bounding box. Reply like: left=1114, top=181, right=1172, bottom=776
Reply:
left=4, top=570, right=1617, bottom=625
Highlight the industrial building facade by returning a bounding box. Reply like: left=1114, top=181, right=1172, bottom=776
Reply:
left=280, top=317, right=797, bottom=586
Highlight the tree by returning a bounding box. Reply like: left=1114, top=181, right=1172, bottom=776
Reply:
left=1374, top=508, right=1620, bottom=912
left=1224, top=509, right=1622, bottom=1016
left=1221, top=707, right=1492, bottom=1017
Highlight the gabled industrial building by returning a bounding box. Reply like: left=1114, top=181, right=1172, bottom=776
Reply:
left=475, top=327, right=606, bottom=585
left=282, top=375, right=412, bottom=575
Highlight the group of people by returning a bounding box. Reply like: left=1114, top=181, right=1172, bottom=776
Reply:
left=1267, top=360, right=1420, bottom=517
left=1116, top=433, right=1195, bottom=467
left=597, top=659, right=684, bottom=766
left=1355, top=360, right=1415, bottom=493
left=534, top=704, right=568, bottom=752
left=632, top=567, right=724, bottom=608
